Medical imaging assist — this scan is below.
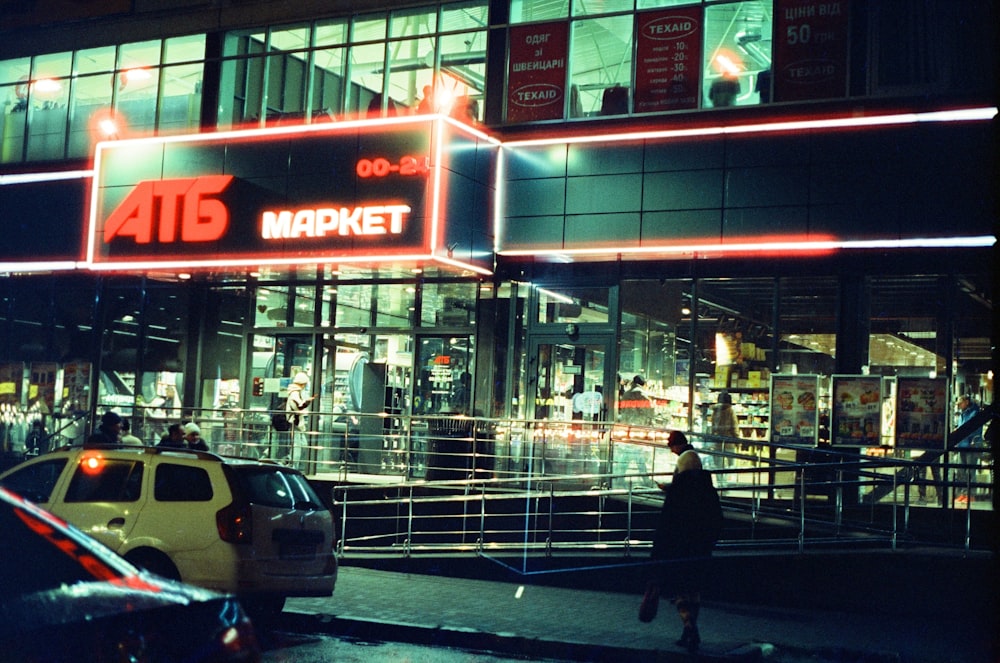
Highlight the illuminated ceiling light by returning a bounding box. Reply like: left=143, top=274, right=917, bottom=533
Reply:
left=681, top=306, right=691, bottom=315
left=715, top=54, right=742, bottom=76
left=33, top=78, right=62, bottom=94
left=122, top=68, right=151, bottom=82
left=177, top=273, right=192, bottom=280
left=98, top=118, right=119, bottom=138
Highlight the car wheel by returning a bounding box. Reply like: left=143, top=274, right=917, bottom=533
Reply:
left=124, top=548, right=181, bottom=581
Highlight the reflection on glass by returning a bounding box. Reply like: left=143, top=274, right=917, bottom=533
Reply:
left=416, top=336, right=473, bottom=414
left=536, top=286, right=609, bottom=324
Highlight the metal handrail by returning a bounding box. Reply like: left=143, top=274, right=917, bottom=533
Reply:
left=114, top=405, right=991, bottom=557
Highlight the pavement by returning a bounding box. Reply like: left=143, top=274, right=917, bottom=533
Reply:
left=284, top=551, right=999, bottom=663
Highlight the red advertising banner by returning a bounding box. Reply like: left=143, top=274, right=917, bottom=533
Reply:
left=507, top=22, right=569, bottom=123
left=634, top=7, right=703, bottom=113
left=773, top=0, right=850, bottom=102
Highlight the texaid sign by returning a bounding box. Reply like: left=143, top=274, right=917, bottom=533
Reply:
left=86, top=117, right=468, bottom=270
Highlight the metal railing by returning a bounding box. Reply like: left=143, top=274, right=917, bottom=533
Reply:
left=87, top=405, right=991, bottom=560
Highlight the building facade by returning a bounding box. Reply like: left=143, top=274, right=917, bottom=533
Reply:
left=0, top=1, right=995, bottom=495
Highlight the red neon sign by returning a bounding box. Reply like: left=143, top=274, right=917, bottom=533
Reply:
left=104, top=175, right=234, bottom=244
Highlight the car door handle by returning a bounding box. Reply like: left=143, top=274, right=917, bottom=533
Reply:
left=107, top=517, right=126, bottom=528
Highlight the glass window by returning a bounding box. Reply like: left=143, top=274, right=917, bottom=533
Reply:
left=415, top=335, right=474, bottom=414
left=387, top=36, right=437, bottom=112
left=442, top=1, right=489, bottom=32
left=25, top=52, right=71, bottom=161
left=157, top=62, right=202, bottom=133
left=776, top=277, right=838, bottom=376
left=163, top=34, right=206, bottom=65
left=570, top=15, right=634, bottom=116
left=313, top=47, right=346, bottom=115
left=119, top=40, right=162, bottom=69
left=67, top=72, right=114, bottom=156
left=421, top=282, right=478, bottom=327
left=75, top=46, right=116, bottom=75
left=199, top=287, right=247, bottom=410
left=98, top=287, right=142, bottom=414
left=439, top=30, right=486, bottom=120
left=572, top=0, right=633, bottom=17
left=535, top=286, right=610, bottom=324
left=390, top=6, right=437, bottom=38
left=352, top=13, right=388, bottom=43
left=348, top=41, right=387, bottom=116
left=335, top=284, right=374, bottom=327
left=315, top=20, right=349, bottom=47
left=703, top=1, right=772, bottom=108
left=154, top=464, right=213, bottom=501
left=65, top=460, right=144, bottom=503
left=511, top=0, right=569, bottom=23
left=376, top=283, right=417, bottom=327
left=115, top=41, right=165, bottom=138
left=637, top=0, right=691, bottom=7
left=868, top=276, right=945, bottom=377
left=0, top=459, right=67, bottom=503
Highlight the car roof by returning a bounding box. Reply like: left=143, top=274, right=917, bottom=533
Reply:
left=51, top=445, right=291, bottom=467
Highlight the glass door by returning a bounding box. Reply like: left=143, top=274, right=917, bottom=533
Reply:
left=527, top=335, right=613, bottom=478
left=245, top=334, right=316, bottom=463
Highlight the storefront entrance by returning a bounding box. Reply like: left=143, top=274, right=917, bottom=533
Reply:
left=527, top=335, right=614, bottom=478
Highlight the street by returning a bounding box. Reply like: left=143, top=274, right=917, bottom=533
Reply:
left=261, top=629, right=565, bottom=663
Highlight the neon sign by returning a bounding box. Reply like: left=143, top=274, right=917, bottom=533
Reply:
left=355, top=156, right=429, bottom=178
left=261, top=204, right=412, bottom=239
left=84, top=116, right=505, bottom=273
left=104, top=175, right=233, bottom=244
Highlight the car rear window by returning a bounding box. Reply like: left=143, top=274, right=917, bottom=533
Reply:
left=230, top=468, right=324, bottom=510
left=0, top=459, right=67, bottom=503
left=65, top=459, right=143, bottom=503
left=154, top=464, right=213, bottom=502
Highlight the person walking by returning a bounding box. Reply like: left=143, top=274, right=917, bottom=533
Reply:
left=954, top=393, right=983, bottom=503
left=286, top=372, right=315, bottom=467
left=641, top=430, right=723, bottom=653
left=710, top=391, right=738, bottom=476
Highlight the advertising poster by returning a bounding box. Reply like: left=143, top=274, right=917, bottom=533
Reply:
left=62, top=362, right=92, bottom=412
left=773, top=0, right=850, bottom=102
left=0, top=363, right=23, bottom=406
left=770, top=374, right=819, bottom=445
left=831, top=375, right=881, bottom=447
left=634, top=7, right=703, bottom=113
left=507, top=21, right=569, bottom=123
left=895, top=377, right=947, bottom=450
left=29, top=362, right=59, bottom=413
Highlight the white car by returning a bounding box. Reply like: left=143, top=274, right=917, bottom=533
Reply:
left=0, top=445, right=337, bottom=616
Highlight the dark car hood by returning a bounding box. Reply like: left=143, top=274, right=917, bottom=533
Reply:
left=0, top=575, right=226, bottom=632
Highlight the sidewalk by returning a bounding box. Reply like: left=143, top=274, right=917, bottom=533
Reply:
left=285, top=557, right=997, bottom=663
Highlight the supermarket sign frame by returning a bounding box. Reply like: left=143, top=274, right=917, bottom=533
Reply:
left=85, top=115, right=497, bottom=275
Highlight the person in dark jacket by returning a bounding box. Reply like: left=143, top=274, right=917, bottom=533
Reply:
left=648, top=431, right=723, bottom=652
left=84, top=411, right=123, bottom=447
left=157, top=423, right=185, bottom=448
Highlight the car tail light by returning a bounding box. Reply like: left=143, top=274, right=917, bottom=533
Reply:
left=216, top=502, right=252, bottom=544
left=218, top=616, right=260, bottom=661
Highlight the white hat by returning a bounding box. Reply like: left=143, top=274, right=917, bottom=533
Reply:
left=292, top=371, right=310, bottom=385
left=183, top=422, right=201, bottom=436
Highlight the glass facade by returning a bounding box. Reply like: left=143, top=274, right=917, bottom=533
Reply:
left=0, top=0, right=993, bottom=519
left=2, top=1, right=991, bottom=161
